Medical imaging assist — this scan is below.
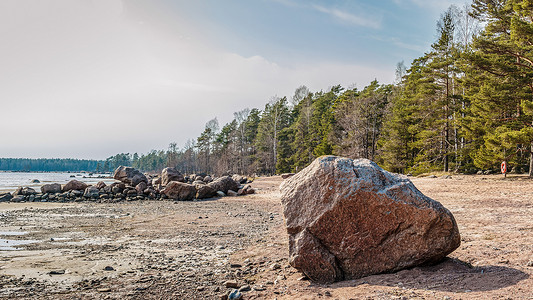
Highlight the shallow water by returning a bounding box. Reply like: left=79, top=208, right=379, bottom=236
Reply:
left=0, top=231, right=38, bottom=250
left=0, top=172, right=116, bottom=193
left=0, top=239, right=38, bottom=250
left=0, top=231, right=28, bottom=236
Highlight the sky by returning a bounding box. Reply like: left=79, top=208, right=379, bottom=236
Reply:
left=0, top=0, right=471, bottom=160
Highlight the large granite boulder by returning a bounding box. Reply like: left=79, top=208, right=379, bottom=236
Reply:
left=21, top=187, right=37, bottom=195
left=110, top=182, right=125, bottom=194
left=113, top=166, right=148, bottom=186
left=237, top=184, right=255, bottom=195
left=161, top=181, right=195, bottom=201
left=280, top=156, right=460, bottom=283
left=195, top=184, right=217, bottom=199
left=95, top=181, right=107, bottom=190
left=152, top=177, right=162, bottom=186
left=161, top=167, right=184, bottom=185
left=83, top=186, right=100, bottom=198
left=135, top=182, right=147, bottom=194
left=13, top=187, right=37, bottom=196
left=207, top=176, right=239, bottom=194
left=232, top=174, right=248, bottom=184
left=41, top=183, right=62, bottom=194
left=62, top=180, right=88, bottom=192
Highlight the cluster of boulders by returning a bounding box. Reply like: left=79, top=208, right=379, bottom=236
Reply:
left=153, top=167, right=255, bottom=201
left=0, top=166, right=255, bottom=203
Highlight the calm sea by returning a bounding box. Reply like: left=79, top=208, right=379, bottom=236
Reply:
left=0, top=172, right=117, bottom=193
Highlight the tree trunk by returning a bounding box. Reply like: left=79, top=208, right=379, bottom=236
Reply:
left=444, top=82, right=450, bottom=172
left=273, top=117, right=278, bottom=175
left=444, top=69, right=450, bottom=173
left=529, top=141, right=533, bottom=177
left=444, top=123, right=449, bottom=172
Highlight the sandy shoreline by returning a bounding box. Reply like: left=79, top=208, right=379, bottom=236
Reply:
left=0, top=175, right=531, bottom=299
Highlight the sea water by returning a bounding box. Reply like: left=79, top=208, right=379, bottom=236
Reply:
left=0, top=172, right=116, bottom=193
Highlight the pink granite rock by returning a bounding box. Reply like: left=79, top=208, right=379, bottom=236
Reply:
left=280, top=156, right=460, bottom=283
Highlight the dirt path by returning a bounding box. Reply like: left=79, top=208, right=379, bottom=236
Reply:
left=0, top=175, right=531, bottom=299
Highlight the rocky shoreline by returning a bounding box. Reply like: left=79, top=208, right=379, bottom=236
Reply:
left=0, top=174, right=531, bottom=299
left=0, top=166, right=255, bottom=204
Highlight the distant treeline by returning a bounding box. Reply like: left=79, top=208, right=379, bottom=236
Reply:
left=0, top=155, right=133, bottom=173
left=4, top=1, right=532, bottom=177
left=0, top=158, right=102, bottom=172
left=104, top=1, right=533, bottom=177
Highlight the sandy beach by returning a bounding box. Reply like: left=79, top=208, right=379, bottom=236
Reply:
left=0, top=175, right=531, bottom=299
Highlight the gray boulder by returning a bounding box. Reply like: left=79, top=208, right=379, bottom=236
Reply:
left=135, top=182, right=147, bottom=194
left=103, top=185, right=113, bottom=193
left=113, top=166, right=148, bottom=186
left=95, top=181, right=107, bottom=189
left=70, top=190, right=83, bottom=197
left=21, top=187, right=37, bottom=195
left=0, top=193, right=13, bottom=202
left=152, top=177, right=162, bottom=186
left=12, top=196, right=24, bottom=202
left=207, top=176, right=239, bottom=194
left=232, top=174, right=247, bottom=184
left=238, top=185, right=255, bottom=195
left=83, top=186, right=100, bottom=198
left=41, top=183, right=61, bottom=194
left=110, top=182, right=125, bottom=194
left=161, top=167, right=184, bottom=185
left=62, top=180, right=88, bottom=192
left=161, top=181, right=195, bottom=201
left=195, top=184, right=217, bottom=199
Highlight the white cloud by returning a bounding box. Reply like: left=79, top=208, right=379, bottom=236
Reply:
left=392, top=39, right=426, bottom=53
left=311, top=4, right=382, bottom=29
left=271, top=0, right=382, bottom=29
left=0, top=0, right=393, bottom=159
left=371, top=35, right=427, bottom=53
left=393, top=0, right=465, bottom=12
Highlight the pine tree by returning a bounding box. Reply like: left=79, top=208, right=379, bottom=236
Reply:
left=335, top=81, right=390, bottom=161
left=379, top=57, right=429, bottom=173
left=196, top=118, right=219, bottom=174
left=310, top=85, right=343, bottom=157
left=290, top=91, right=315, bottom=171
left=255, top=97, right=290, bottom=174
left=467, top=0, right=533, bottom=175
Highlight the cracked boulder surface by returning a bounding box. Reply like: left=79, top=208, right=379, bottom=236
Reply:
left=280, top=156, right=461, bottom=283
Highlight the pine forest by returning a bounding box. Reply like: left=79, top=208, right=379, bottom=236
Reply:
left=2, top=1, right=532, bottom=177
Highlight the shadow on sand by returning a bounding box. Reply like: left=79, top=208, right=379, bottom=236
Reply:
left=326, top=258, right=529, bottom=293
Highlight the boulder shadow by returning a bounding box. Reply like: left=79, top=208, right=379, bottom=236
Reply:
left=327, top=258, right=529, bottom=293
